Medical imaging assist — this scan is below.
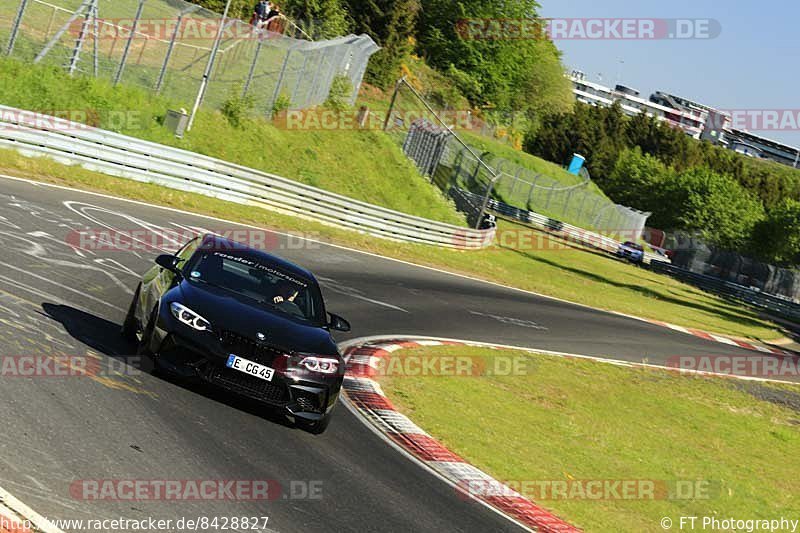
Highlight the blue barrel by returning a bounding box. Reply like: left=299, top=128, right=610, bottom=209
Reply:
left=567, top=154, right=585, bottom=175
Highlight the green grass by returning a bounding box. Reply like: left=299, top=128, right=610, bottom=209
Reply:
left=0, top=148, right=784, bottom=341
left=380, top=345, right=800, bottom=532
left=0, top=57, right=466, bottom=226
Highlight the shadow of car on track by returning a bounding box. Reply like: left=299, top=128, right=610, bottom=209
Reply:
left=40, top=302, right=297, bottom=432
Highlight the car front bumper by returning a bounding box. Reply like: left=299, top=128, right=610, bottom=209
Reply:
left=151, top=323, right=342, bottom=422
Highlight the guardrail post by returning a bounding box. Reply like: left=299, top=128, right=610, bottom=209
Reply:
left=113, top=0, right=146, bottom=86
left=266, top=48, right=293, bottom=118
left=6, top=0, right=29, bottom=56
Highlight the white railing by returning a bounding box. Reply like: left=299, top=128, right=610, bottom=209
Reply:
left=0, top=105, right=495, bottom=249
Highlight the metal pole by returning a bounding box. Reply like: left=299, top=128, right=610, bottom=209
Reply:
left=34, top=0, right=92, bottom=64
left=242, top=37, right=264, bottom=99
left=91, top=1, right=99, bottom=77
left=6, top=0, right=29, bottom=56
left=476, top=174, right=500, bottom=229
left=399, top=78, right=499, bottom=181
left=113, top=0, right=145, bottom=86
left=266, top=48, right=293, bottom=118
left=289, top=51, right=309, bottom=104
left=155, top=14, right=182, bottom=93
left=67, top=0, right=94, bottom=75
left=187, top=0, right=233, bottom=132
left=383, top=77, right=404, bottom=131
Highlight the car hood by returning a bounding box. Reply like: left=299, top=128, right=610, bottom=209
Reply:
left=174, top=280, right=337, bottom=355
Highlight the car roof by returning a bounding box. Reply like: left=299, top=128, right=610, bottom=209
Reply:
left=199, top=233, right=318, bottom=283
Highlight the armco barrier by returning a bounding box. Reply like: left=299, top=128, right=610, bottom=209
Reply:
left=456, top=188, right=665, bottom=264
left=649, top=261, right=800, bottom=321
left=0, top=106, right=494, bottom=249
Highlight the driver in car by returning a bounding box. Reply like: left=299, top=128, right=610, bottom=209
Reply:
left=272, top=281, right=299, bottom=311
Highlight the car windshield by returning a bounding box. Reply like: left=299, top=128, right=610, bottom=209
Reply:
left=185, top=251, right=324, bottom=324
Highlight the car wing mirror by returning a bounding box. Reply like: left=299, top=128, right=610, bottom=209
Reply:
left=328, top=313, right=351, bottom=332
left=155, top=254, right=180, bottom=273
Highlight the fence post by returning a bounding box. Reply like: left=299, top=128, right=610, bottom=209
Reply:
left=526, top=174, right=541, bottom=209
left=562, top=188, right=574, bottom=218
left=575, top=190, right=589, bottom=225
left=33, top=0, right=93, bottom=64
left=383, top=77, right=404, bottom=131
left=91, top=1, right=99, bottom=76
left=187, top=1, right=233, bottom=132
left=266, top=48, right=293, bottom=118
left=241, top=36, right=265, bottom=99
left=113, top=0, right=146, bottom=86
left=6, top=0, right=29, bottom=56
left=289, top=50, right=309, bottom=105
left=155, top=9, right=191, bottom=93
left=67, top=0, right=95, bottom=75
left=306, top=47, right=331, bottom=106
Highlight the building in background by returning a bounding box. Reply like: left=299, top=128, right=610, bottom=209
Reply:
left=568, top=71, right=800, bottom=168
left=570, top=71, right=704, bottom=138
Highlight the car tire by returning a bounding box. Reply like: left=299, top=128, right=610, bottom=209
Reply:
left=121, top=284, right=141, bottom=343
left=136, top=307, right=158, bottom=357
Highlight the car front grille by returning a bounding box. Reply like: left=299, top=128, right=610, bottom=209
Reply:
left=219, top=330, right=283, bottom=366
left=205, top=364, right=288, bottom=404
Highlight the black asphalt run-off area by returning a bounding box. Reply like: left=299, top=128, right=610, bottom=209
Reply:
left=0, top=176, right=778, bottom=532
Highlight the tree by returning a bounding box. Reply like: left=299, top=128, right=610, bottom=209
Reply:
left=344, top=0, right=420, bottom=88
left=281, top=0, right=351, bottom=39
left=416, top=0, right=572, bottom=118
left=187, top=0, right=350, bottom=38
left=603, top=147, right=673, bottom=217
left=663, top=167, right=765, bottom=249
left=750, top=198, right=800, bottom=265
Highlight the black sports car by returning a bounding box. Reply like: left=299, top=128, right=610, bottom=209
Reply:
left=122, top=233, right=351, bottom=434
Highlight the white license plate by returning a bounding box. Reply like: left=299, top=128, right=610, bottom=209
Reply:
left=226, top=355, right=274, bottom=382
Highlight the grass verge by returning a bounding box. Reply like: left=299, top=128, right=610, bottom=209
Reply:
left=0, top=148, right=783, bottom=341
left=380, top=345, right=800, bottom=532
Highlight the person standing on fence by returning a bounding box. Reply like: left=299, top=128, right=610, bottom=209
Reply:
left=265, top=4, right=283, bottom=32
left=252, top=0, right=272, bottom=28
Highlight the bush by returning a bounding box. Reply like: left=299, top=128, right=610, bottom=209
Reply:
left=271, top=93, right=292, bottom=117
left=324, top=74, right=353, bottom=112
left=221, top=86, right=254, bottom=128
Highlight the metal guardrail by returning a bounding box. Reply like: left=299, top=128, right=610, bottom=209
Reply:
left=649, top=261, right=800, bottom=321
left=457, top=188, right=665, bottom=264
left=0, top=105, right=495, bottom=249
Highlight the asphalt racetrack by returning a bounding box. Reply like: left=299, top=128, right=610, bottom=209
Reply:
left=0, top=176, right=776, bottom=532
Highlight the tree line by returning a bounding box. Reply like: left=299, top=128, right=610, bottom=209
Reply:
left=527, top=102, right=800, bottom=265
left=189, top=0, right=573, bottom=122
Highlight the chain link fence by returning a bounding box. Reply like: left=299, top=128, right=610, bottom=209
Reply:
left=450, top=148, right=651, bottom=238
left=2, top=0, right=378, bottom=116
left=385, top=78, right=650, bottom=238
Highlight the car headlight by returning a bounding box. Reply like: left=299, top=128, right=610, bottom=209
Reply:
left=170, top=302, right=211, bottom=332
left=297, top=355, right=340, bottom=375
